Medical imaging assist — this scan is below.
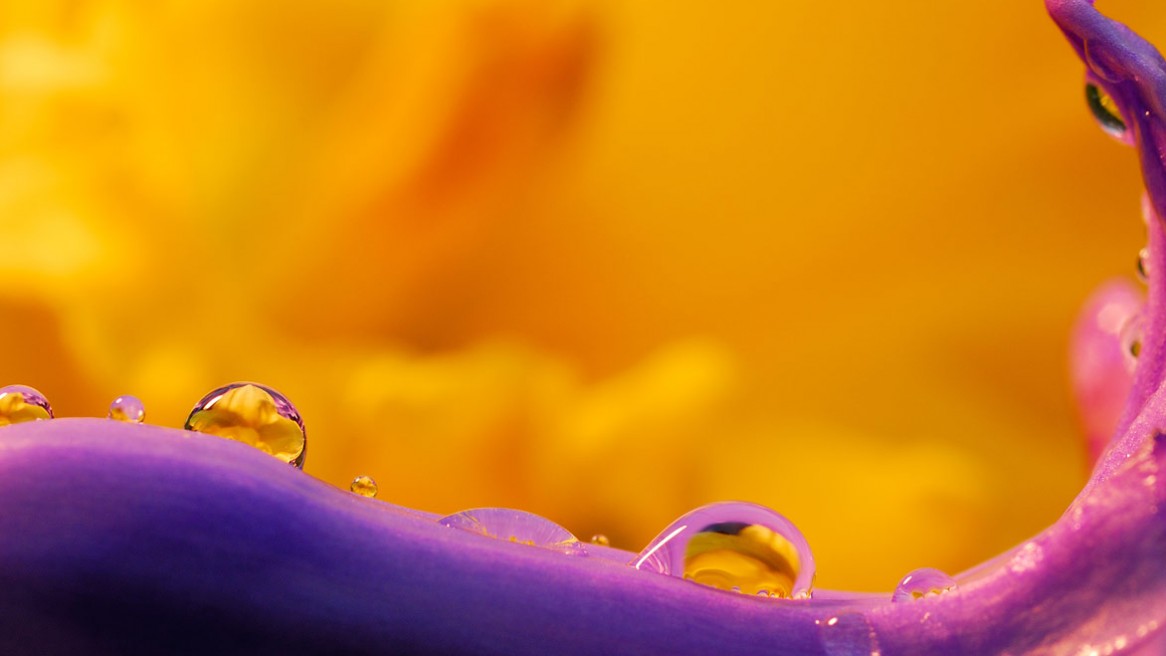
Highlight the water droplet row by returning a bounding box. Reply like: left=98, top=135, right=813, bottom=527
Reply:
left=0, top=381, right=308, bottom=470
left=3, top=382, right=960, bottom=609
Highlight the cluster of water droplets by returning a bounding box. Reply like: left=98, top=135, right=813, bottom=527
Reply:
left=0, top=381, right=964, bottom=621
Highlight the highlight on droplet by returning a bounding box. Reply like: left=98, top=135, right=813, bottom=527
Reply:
left=891, top=567, right=957, bottom=602
left=350, top=475, right=378, bottom=498
left=631, top=501, right=815, bottom=598
left=438, top=507, right=586, bottom=555
left=0, top=385, right=53, bottom=427
left=184, top=382, right=307, bottom=468
left=108, top=395, right=145, bottom=423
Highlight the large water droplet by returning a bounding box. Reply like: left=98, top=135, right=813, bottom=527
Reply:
left=438, top=507, right=585, bottom=555
left=632, top=501, right=814, bottom=598
left=0, top=385, right=53, bottom=426
left=108, top=395, right=145, bottom=423
left=185, top=382, right=306, bottom=468
left=891, top=567, right=956, bottom=602
left=817, top=613, right=881, bottom=656
left=350, top=475, right=378, bottom=498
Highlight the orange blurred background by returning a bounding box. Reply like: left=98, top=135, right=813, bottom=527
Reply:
left=1, top=1, right=1162, bottom=591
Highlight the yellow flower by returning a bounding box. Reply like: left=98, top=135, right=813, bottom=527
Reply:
left=1, top=0, right=1160, bottom=591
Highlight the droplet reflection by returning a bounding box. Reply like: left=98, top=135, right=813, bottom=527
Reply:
left=350, top=475, right=378, bottom=498
left=0, top=385, right=53, bottom=426
left=891, top=567, right=956, bottom=602
left=185, top=382, right=306, bottom=468
left=633, top=501, right=815, bottom=598
left=108, top=395, right=145, bottom=423
left=438, top=507, right=585, bottom=555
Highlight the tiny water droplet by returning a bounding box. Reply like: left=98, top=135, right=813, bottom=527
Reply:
left=185, top=382, right=306, bottom=468
left=590, top=533, right=610, bottom=546
left=438, top=507, right=585, bottom=555
left=818, top=613, right=881, bottom=656
left=891, top=567, right=956, bottom=602
left=1120, top=313, right=1144, bottom=368
left=632, top=501, right=815, bottom=599
left=0, top=385, right=53, bottom=426
left=350, top=475, right=378, bottom=498
left=107, top=395, right=145, bottom=423
left=1137, top=247, right=1150, bottom=282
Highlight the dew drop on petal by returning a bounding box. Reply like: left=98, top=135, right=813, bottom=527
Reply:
left=349, top=475, right=378, bottom=498
left=632, top=501, right=815, bottom=599
left=1086, top=82, right=1128, bottom=141
left=184, top=382, right=306, bottom=468
left=1138, top=247, right=1150, bottom=283
left=438, top=507, right=585, bottom=555
left=1120, top=313, right=1144, bottom=368
left=590, top=534, right=610, bottom=546
left=891, top=567, right=956, bottom=602
left=0, top=385, right=53, bottom=426
left=107, top=395, right=145, bottom=423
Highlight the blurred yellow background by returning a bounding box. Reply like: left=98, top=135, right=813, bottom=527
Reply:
left=2, top=1, right=1161, bottom=591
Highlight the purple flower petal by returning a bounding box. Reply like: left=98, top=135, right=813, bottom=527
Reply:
left=1, top=2, right=1165, bottom=654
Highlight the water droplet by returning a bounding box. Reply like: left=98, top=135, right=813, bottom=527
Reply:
left=1138, top=247, right=1150, bottom=282
left=632, top=501, right=815, bottom=599
left=818, top=613, right=881, bottom=656
left=0, top=385, right=52, bottom=426
left=1120, top=313, right=1144, bottom=368
left=349, top=475, right=378, bottom=498
left=1086, top=82, right=1127, bottom=140
left=107, top=395, right=145, bottom=423
left=438, top=507, right=585, bottom=555
left=891, top=567, right=956, bottom=602
left=185, top=382, right=306, bottom=468
left=590, top=534, right=610, bottom=546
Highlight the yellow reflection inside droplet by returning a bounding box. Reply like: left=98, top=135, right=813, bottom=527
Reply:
left=186, top=385, right=304, bottom=464
left=349, top=475, right=378, bottom=498
left=0, top=392, right=50, bottom=426
left=683, top=524, right=800, bottom=597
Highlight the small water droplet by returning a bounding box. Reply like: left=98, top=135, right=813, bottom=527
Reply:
left=0, top=385, right=53, bottom=426
left=818, top=613, right=881, bottom=656
left=1138, top=247, right=1150, bottom=282
left=1086, top=82, right=1127, bottom=141
left=1120, top=313, right=1144, bottom=368
left=185, top=382, right=306, bottom=468
left=590, top=533, right=610, bottom=546
left=349, top=475, right=378, bottom=498
left=438, top=507, right=585, bottom=555
left=107, top=395, right=145, bottom=423
left=891, top=567, right=956, bottom=602
left=632, top=501, right=815, bottom=599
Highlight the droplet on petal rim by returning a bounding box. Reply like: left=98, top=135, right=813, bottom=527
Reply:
left=1120, top=312, right=1144, bottom=369
left=891, top=567, right=957, bottom=602
left=590, top=533, right=610, bottom=546
left=349, top=475, right=378, bottom=498
left=107, top=395, right=145, bottom=423
left=438, top=507, right=586, bottom=555
left=1138, top=247, right=1150, bottom=283
left=632, top=501, right=815, bottom=599
left=0, top=385, right=53, bottom=426
left=184, top=382, right=306, bottom=469
left=1086, top=82, right=1128, bottom=141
